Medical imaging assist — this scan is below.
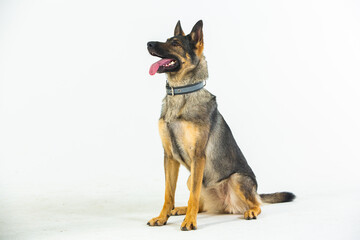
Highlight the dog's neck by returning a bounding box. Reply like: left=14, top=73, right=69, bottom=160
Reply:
left=166, top=56, right=208, bottom=87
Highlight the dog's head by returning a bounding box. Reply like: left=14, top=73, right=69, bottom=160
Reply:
left=147, top=20, right=204, bottom=78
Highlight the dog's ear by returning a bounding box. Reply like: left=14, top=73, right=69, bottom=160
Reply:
left=190, top=20, right=203, bottom=43
left=190, top=20, right=204, bottom=54
left=174, top=20, right=185, bottom=36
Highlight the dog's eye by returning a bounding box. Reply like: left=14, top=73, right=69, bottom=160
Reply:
left=171, top=41, right=180, bottom=47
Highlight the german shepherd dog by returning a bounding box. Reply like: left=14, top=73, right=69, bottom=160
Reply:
left=146, top=20, right=295, bottom=231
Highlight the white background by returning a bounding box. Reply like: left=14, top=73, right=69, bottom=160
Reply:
left=1, top=0, right=360, bottom=239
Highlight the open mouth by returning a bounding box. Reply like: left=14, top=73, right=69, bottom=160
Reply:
left=149, top=55, right=180, bottom=76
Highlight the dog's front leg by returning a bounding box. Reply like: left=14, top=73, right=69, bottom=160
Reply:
left=147, top=157, right=180, bottom=226
left=181, top=156, right=205, bottom=231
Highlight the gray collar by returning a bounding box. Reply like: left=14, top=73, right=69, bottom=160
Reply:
left=166, top=81, right=206, bottom=96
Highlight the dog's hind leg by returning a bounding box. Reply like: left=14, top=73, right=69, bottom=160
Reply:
left=244, top=206, right=261, bottom=220
left=230, top=174, right=262, bottom=220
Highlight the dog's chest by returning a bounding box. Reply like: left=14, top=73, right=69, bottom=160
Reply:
left=159, top=93, right=213, bottom=167
left=170, top=121, right=196, bottom=168
left=161, top=95, right=187, bottom=122
left=159, top=119, right=197, bottom=169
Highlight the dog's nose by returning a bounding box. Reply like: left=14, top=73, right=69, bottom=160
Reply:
left=147, top=41, right=156, bottom=48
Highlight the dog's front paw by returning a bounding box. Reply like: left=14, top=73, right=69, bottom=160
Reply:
left=180, top=215, right=197, bottom=231
left=147, top=216, right=168, bottom=226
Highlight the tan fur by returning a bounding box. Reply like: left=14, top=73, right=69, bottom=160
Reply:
left=147, top=158, right=180, bottom=226
left=244, top=206, right=261, bottom=220
left=171, top=175, right=205, bottom=216
left=194, top=42, right=204, bottom=57
left=158, top=119, right=173, bottom=157
left=180, top=156, right=205, bottom=230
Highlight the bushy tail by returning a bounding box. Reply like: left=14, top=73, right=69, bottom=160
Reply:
left=260, top=192, right=295, bottom=204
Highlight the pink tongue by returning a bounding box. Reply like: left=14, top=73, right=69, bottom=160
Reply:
left=149, top=58, right=173, bottom=75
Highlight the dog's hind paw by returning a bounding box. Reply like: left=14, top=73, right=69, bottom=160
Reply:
left=147, top=216, right=168, bottom=226
left=170, top=207, right=187, bottom=216
left=244, top=207, right=261, bottom=220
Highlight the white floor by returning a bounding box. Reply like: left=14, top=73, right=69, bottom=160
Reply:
left=1, top=183, right=359, bottom=240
